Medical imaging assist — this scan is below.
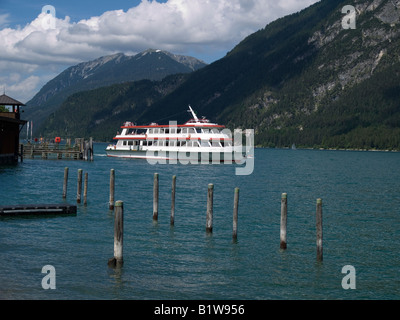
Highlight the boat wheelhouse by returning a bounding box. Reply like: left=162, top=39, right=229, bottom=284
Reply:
left=105, top=106, right=245, bottom=163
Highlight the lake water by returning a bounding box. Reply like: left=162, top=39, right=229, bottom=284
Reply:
left=1, top=144, right=399, bottom=300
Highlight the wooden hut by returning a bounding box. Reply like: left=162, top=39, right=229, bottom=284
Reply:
left=0, top=94, right=27, bottom=164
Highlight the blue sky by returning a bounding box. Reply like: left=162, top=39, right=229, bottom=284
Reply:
left=0, top=0, right=318, bottom=102
left=1, top=0, right=168, bottom=26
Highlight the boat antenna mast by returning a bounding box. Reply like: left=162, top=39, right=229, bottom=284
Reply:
left=188, top=105, right=199, bottom=122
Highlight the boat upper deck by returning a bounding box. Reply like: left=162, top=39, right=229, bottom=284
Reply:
left=121, top=122, right=225, bottom=129
left=120, top=106, right=225, bottom=129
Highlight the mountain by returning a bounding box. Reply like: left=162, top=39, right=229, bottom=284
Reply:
left=24, top=49, right=207, bottom=131
left=40, top=74, right=189, bottom=141
left=39, top=0, right=400, bottom=150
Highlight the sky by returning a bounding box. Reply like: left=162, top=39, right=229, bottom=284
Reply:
left=0, top=0, right=319, bottom=102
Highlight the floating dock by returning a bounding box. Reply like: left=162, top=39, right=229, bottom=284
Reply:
left=22, top=138, right=93, bottom=161
left=0, top=204, right=77, bottom=217
left=23, top=144, right=82, bottom=160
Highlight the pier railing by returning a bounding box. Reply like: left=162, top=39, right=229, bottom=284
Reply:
left=22, top=138, right=93, bottom=161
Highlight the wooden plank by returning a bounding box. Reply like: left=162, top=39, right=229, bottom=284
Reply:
left=0, top=204, right=77, bottom=216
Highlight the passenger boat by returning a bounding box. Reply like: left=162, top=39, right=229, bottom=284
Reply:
left=105, top=106, right=247, bottom=163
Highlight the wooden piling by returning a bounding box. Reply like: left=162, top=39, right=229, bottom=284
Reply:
left=280, top=193, right=288, bottom=250
left=83, top=172, right=88, bottom=205
left=77, top=169, right=83, bottom=204
left=109, top=169, right=115, bottom=210
left=108, top=200, right=124, bottom=268
left=153, top=173, right=159, bottom=221
left=206, top=184, right=214, bottom=233
left=62, top=167, right=69, bottom=199
left=83, top=141, right=88, bottom=161
left=232, top=187, right=239, bottom=240
left=90, top=137, right=94, bottom=161
left=171, top=175, right=176, bottom=226
left=20, top=144, right=23, bottom=163
left=316, top=198, right=323, bottom=262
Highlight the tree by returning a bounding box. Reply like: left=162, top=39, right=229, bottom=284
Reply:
left=0, top=105, right=9, bottom=112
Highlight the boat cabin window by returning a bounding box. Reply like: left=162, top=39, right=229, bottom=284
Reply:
left=143, top=141, right=154, bottom=146
left=196, top=128, right=202, bottom=133
left=211, top=128, right=220, bottom=134
left=211, top=139, right=221, bottom=147
left=201, top=140, right=210, bottom=147
left=189, top=128, right=196, bottom=134
left=185, top=141, right=199, bottom=147
left=181, top=128, right=188, bottom=134
left=153, top=128, right=159, bottom=134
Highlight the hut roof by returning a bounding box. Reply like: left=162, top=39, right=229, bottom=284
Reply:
left=0, top=94, right=25, bottom=106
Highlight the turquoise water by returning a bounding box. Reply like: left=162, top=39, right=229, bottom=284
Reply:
left=1, top=144, right=399, bottom=300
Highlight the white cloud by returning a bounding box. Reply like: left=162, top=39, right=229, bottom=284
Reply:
left=0, top=13, right=10, bottom=27
left=0, top=74, right=41, bottom=102
left=0, top=0, right=319, bottom=102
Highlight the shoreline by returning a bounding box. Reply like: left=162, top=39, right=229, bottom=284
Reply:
left=254, top=145, right=399, bottom=153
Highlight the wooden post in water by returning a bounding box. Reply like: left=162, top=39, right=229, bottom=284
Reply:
left=232, top=187, right=239, bottom=240
left=108, top=200, right=124, bottom=268
left=171, top=175, right=176, bottom=226
left=63, top=167, right=69, bottom=199
left=109, top=169, right=115, bottom=210
left=20, top=144, right=23, bottom=163
left=90, top=137, right=94, bottom=161
left=77, top=169, right=83, bottom=204
left=83, top=172, right=88, bottom=206
left=206, top=184, right=214, bottom=233
left=83, top=141, right=88, bottom=161
left=280, top=193, right=288, bottom=250
left=316, top=198, right=323, bottom=262
left=153, top=173, right=159, bottom=221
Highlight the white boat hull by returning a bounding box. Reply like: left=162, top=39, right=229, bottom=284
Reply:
left=105, top=107, right=253, bottom=165
left=105, top=148, right=246, bottom=163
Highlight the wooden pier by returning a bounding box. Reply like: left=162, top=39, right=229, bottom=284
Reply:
left=22, top=138, right=93, bottom=161
left=0, top=204, right=77, bottom=217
